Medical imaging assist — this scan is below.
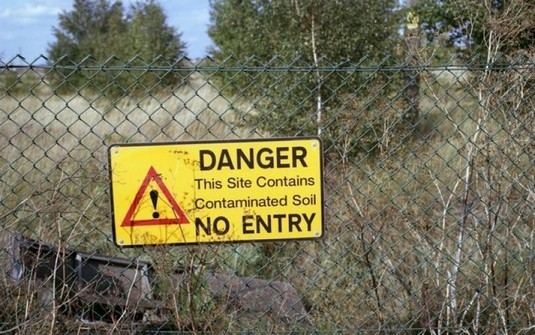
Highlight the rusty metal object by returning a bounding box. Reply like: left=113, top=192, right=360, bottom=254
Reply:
left=5, top=233, right=311, bottom=329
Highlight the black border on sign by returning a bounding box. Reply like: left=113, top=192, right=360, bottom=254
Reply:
left=108, top=136, right=324, bottom=248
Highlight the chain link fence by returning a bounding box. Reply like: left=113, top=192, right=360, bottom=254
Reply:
left=1, top=54, right=533, bottom=334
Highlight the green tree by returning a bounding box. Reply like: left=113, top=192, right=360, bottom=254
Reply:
left=416, top=0, right=535, bottom=56
left=208, top=0, right=409, bottom=157
left=128, top=0, right=185, bottom=61
left=49, top=0, right=127, bottom=61
left=48, top=0, right=187, bottom=96
left=209, top=0, right=400, bottom=61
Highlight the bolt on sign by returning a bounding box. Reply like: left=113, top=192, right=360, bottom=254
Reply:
left=108, top=137, right=324, bottom=247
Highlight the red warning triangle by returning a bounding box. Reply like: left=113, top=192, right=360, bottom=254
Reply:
left=121, top=166, right=189, bottom=227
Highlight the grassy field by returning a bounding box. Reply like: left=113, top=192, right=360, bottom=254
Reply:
left=1, top=65, right=533, bottom=333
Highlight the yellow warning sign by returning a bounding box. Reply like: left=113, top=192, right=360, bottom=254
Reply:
left=108, top=137, right=323, bottom=247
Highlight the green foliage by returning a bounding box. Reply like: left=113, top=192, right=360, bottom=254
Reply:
left=0, top=69, right=42, bottom=96
left=48, top=0, right=187, bottom=97
left=0, top=69, right=25, bottom=95
left=209, top=0, right=400, bottom=61
left=207, top=0, right=408, bottom=153
left=128, top=1, right=184, bottom=61
left=416, top=0, right=535, bottom=55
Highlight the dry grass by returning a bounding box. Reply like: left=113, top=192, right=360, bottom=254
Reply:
left=1, top=75, right=257, bottom=170
left=1, top=66, right=533, bottom=333
left=1, top=74, right=258, bottom=246
left=261, top=68, right=533, bottom=332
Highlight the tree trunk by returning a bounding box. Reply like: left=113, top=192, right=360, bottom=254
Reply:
left=404, top=0, right=421, bottom=124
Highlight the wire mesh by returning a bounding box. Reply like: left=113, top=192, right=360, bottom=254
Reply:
left=0, top=54, right=533, bottom=334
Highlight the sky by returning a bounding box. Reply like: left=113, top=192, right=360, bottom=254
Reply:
left=0, top=0, right=213, bottom=63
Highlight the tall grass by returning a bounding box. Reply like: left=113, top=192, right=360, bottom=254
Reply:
left=1, top=65, right=533, bottom=333
left=1, top=74, right=257, bottom=246
left=297, top=68, right=534, bottom=332
left=0, top=72, right=263, bottom=332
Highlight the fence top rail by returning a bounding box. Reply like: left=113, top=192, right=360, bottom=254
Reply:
left=2, top=63, right=535, bottom=73
left=2, top=53, right=534, bottom=73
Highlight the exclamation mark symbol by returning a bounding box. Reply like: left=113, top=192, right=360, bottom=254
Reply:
left=150, top=190, right=160, bottom=219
